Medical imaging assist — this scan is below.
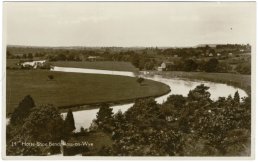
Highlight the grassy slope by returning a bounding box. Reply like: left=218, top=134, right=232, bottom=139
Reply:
left=50, top=61, right=138, bottom=72
left=154, top=71, right=251, bottom=95
left=7, top=70, right=170, bottom=115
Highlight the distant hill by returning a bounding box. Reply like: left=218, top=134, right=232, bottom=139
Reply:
left=195, top=44, right=218, bottom=48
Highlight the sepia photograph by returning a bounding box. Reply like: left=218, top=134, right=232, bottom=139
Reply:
left=1, top=1, right=256, bottom=159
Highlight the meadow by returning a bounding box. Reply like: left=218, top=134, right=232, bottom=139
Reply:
left=6, top=70, right=170, bottom=115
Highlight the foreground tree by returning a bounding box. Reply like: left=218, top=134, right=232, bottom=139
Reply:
left=111, top=98, right=182, bottom=156
left=7, top=105, right=64, bottom=155
left=188, top=84, right=211, bottom=103
left=63, top=109, right=76, bottom=138
left=96, top=103, right=114, bottom=132
left=109, top=84, right=251, bottom=156
left=10, top=95, right=35, bottom=125
left=234, top=91, right=240, bottom=103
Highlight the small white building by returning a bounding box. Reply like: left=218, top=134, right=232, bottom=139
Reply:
left=21, top=60, right=46, bottom=69
left=88, top=56, right=101, bottom=61
left=157, top=62, right=174, bottom=71
left=217, top=53, right=221, bottom=56
left=208, top=53, right=214, bottom=57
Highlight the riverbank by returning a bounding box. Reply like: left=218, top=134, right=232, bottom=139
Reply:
left=58, top=86, right=171, bottom=113
left=146, top=71, right=251, bottom=96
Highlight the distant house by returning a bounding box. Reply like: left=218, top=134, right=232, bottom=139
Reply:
left=158, top=62, right=175, bottom=71
left=88, top=56, right=99, bottom=61
left=21, top=60, right=46, bottom=69
left=217, top=53, right=221, bottom=56
left=228, top=53, right=233, bottom=57
left=87, top=56, right=105, bottom=61
left=208, top=53, right=214, bottom=57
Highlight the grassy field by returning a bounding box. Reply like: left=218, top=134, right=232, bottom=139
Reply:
left=6, top=70, right=170, bottom=115
left=6, top=59, right=21, bottom=68
left=153, top=71, right=251, bottom=95
left=50, top=61, right=139, bottom=72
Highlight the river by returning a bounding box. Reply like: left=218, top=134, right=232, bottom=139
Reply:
left=51, top=67, right=247, bottom=132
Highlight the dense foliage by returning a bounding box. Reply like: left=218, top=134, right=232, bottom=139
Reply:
left=91, top=84, right=251, bottom=156
left=10, top=95, right=35, bottom=125
left=7, top=104, right=64, bottom=155
left=95, top=103, right=114, bottom=133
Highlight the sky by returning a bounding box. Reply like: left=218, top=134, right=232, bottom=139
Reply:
left=4, top=2, right=256, bottom=47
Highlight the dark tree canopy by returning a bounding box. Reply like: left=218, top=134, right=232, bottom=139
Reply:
left=188, top=84, right=211, bottom=102
left=64, top=109, right=76, bottom=134
left=108, top=85, right=251, bottom=156
left=7, top=104, right=64, bottom=155
left=48, top=75, right=54, bottom=80
left=204, top=58, right=219, bottom=72
left=183, top=59, right=198, bottom=72
left=137, top=77, right=145, bottom=85
left=96, top=103, right=114, bottom=132
left=10, top=95, right=35, bottom=125
left=234, top=91, right=240, bottom=103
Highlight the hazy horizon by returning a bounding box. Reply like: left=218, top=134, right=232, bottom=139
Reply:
left=6, top=43, right=251, bottom=48
left=4, top=2, right=256, bottom=47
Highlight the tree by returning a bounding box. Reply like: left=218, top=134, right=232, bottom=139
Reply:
left=183, top=59, right=198, bottom=72
left=48, top=75, right=54, bottom=80
left=113, top=110, right=125, bottom=124
left=131, top=53, right=140, bottom=68
left=64, top=109, right=76, bottom=135
left=137, top=77, right=145, bottom=85
left=125, top=98, right=160, bottom=126
left=234, top=91, right=240, bottom=103
left=22, top=53, right=27, bottom=59
left=204, top=58, right=219, bottom=72
left=7, top=105, right=64, bottom=155
left=96, top=103, right=114, bottom=132
left=80, top=127, right=85, bottom=133
left=188, top=84, right=211, bottom=102
left=28, top=53, right=33, bottom=59
left=7, top=50, right=14, bottom=59
left=10, top=95, right=35, bottom=125
left=165, top=95, right=186, bottom=108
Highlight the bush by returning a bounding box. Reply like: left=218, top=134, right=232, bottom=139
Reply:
left=137, top=77, right=145, bottom=85
left=48, top=75, right=54, bottom=80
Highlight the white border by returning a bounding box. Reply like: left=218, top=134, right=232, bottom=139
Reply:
left=1, top=0, right=256, bottom=161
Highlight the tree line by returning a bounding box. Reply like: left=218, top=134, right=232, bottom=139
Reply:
left=7, top=44, right=251, bottom=74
